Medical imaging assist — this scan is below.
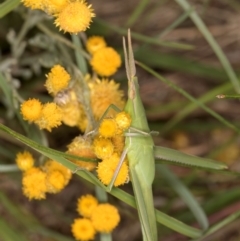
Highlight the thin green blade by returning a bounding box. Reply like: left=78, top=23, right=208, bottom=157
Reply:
left=154, top=146, right=228, bottom=170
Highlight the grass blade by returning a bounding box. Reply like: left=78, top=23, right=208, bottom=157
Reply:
left=0, top=0, right=20, bottom=18
left=157, top=164, right=209, bottom=230
left=174, top=0, right=240, bottom=93
left=137, top=61, right=240, bottom=135
left=154, top=146, right=227, bottom=170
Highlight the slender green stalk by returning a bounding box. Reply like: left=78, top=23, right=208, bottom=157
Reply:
left=174, top=0, right=240, bottom=93
left=96, top=18, right=194, bottom=50
left=0, top=0, right=20, bottom=18
left=125, top=0, right=149, bottom=27
left=71, top=35, right=88, bottom=75
left=156, top=164, right=208, bottom=230
left=137, top=61, right=240, bottom=134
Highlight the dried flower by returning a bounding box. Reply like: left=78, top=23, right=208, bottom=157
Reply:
left=15, top=151, right=34, bottom=171
left=21, top=98, right=42, bottom=122
left=90, top=47, right=121, bottom=76
left=89, top=78, right=125, bottom=120
left=111, top=135, right=125, bottom=154
left=55, top=0, right=95, bottom=34
left=67, top=136, right=97, bottom=171
left=91, top=204, right=120, bottom=233
left=77, top=194, right=98, bottom=218
left=71, top=218, right=96, bottom=241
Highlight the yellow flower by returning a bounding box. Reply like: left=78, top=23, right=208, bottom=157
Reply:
left=21, top=0, right=44, bottom=9
left=21, top=98, right=42, bottom=122
left=77, top=194, right=98, bottom=218
left=46, top=170, right=66, bottom=193
left=55, top=0, right=95, bottom=34
left=89, top=78, right=125, bottom=120
left=115, top=111, right=131, bottom=131
left=43, top=0, right=68, bottom=14
left=98, top=118, right=118, bottom=138
left=86, top=36, right=106, bottom=55
left=35, top=102, right=63, bottom=131
left=43, top=159, right=72, bottom=185
left=97, top=153, right=129, bottom=187
left=92, top=137, right=114, bottom=159
left=90, top=47, right=121, bottom=76
left=15, top=151, right=34, bottom=171
left=45, top=65, right=70, bottom=95
left=67, top=136, right=97, bottom=171
left=22, top=167, right=47, bottom=200
left=71, top=218, right=96, bottom=241
left=91, top=204, right=120, bottom=233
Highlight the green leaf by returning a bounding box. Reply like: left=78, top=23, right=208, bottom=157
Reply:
left=0, top=0, right=20, bottom=19
left=156, top=164, right=209, bottom=230
left=154, top=146, right=228, bottom=170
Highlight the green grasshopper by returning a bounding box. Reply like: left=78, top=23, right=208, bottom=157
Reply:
left=106, top=30, right=158, bottom=241
left=106, top=30, right=228, bottom=241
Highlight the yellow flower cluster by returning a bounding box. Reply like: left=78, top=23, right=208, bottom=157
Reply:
left=20, top=63, right=124, bottom=133
left=58, top=76, right=125, bottom=132
left=20, top=65, right=72, bottom=131
left=86, top=36, right=121, bottom=77
left=15, top=151, right=72, bottom=200
left=72, top=194, right=120, bottom=241
left=21, top=99, right=63, bottom=131
left=21, top=0, right=95, bottom=34
left=92, top=111, right=131, bottom=187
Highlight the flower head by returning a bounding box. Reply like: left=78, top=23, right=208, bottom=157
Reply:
left=43, top=159, right=72, bottom=185
left=115, top=111, right=131, bottom=131
left=21, top=0, right=44, bottom=9
left=86, top=36, right=106, bottom=55
left=89, top=78, right=125, bottom=120
left=35, top=102, right=63, bottom=131
left=21, top=98, right=43, bottom=122
left=67, top=136, right=97, bottom=171
left=92, top=137, right=114, bottom=159
left=91, top=204, right=120, bottom=233
left=77, top=194, right=98, bottom=218
left=90, top=47, right=121, bottom=76
left=22, top=167, right=47, bottom=200
left=71, top=218, right=96, bottom=241
left=46, top=170, right=66, bottom=193
left=98, top=118, right=118, bottom=138
left=97, top=153, right=129, bottom=187
left=43, top=0, right=68, bottom=14
left=55, top=0, right=95, bottom=34
left=15, top=151, right=34, bottom=171
left=45, top=65, right=70, bottom=95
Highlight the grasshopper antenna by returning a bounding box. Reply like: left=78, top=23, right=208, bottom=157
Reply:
left=123, top=29, right=136, bottom=82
